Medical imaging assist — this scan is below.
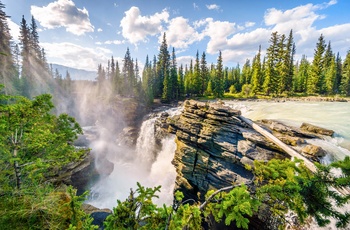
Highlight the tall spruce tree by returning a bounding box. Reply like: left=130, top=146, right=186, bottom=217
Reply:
left=251, top=46, right=262, bottom=94
left=170, top=47, right=178, bottom=100
left=0, top=1, right=18, bottom=95
left=334, top=53, right=342, bottom=94
left=340, top=50, right=350, bottom=96
left=157, top=33, right=170, bottom=98
left=308, top=34, right=326, bottom=94
left=213, top=51, right=224, bottom=97
left=294, top=55, right=310, bottom=93
left=263, top=32, right=279, bottom=95
left=200, top=52, right=209, bottom=95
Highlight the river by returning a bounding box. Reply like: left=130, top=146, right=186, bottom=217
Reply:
left=86, top=100, right=349, bottom=229
left=226, top=100, right=350, bottom=162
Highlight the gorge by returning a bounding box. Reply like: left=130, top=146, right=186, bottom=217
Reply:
left=77, top=98, right=350, bottom=229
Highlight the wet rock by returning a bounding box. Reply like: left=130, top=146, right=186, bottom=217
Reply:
left=302, top=144, right=327, bottom=157
left=300, top=123, right=334, bottom=136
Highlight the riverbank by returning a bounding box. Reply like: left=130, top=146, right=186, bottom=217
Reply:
left=230, top=96, right=350, bottom=103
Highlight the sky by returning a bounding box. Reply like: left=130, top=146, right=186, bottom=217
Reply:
left=2, top=0, right=350, bottom=72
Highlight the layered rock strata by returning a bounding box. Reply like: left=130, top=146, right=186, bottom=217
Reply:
left=158, top=100, right=333, bottom=229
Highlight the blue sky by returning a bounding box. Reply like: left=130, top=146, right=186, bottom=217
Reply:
left=3, top=0, right=350, bottom=71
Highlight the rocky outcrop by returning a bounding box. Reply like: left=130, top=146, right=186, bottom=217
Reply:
left=164, top=100, right=290, bottom=201
left=158, top=100, right=334, bottom=229
left=300, top=122, right=334, bottom=136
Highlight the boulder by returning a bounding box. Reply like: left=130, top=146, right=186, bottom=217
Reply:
left=300, top=123, right=334, bottom=136
left=302, top=144, right=327, bottom=157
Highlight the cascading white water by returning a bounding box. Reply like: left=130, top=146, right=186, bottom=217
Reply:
left=86, top=109, right=178, bottom=210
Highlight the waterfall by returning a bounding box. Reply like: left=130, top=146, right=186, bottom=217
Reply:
left=86, top=109, right=177, bottom=210
left=135, top=117, right=157, bottom=168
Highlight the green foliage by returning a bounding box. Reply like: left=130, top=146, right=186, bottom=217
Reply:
left=104, top=182, right=167, bottom=230
left=105, top=157, right=350, bottom=230
left=254, top=158, right=350, bottom=228
left=0, top=185, right=98, bottom=230
left=204, top=185, right=260, bottom=229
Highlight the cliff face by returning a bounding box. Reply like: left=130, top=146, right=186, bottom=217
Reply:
left=160, top=100, right=330, bottom=229
left=166, top=100, right=287, bottom=200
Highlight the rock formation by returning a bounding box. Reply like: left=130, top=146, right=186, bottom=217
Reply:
left=157, top=100, right=333, bottom=229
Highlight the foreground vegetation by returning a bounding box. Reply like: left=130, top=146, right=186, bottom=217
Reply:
left=1, top=1, right=350, bottom=229
left=103, top=158, right=350, bottom=229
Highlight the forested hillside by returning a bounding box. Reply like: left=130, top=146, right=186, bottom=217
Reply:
left=1, top=1, right=350, bottom=229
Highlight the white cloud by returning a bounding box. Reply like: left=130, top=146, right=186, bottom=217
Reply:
left=245, top=21, right=255, bottom=28
left=31, top=0, right=94, bottom=36
left=6, top=18, right=20, bottom=42
left=41, top=42, right=112, bottom=71
left=97, top=28, right=103, bottom=32
left=206, top=4, right=220, bottom=10
left=201, top=18, right=237, bottom=54
left=193, top=3, right=199, bottom=10
left=104, top=40, right=125, bottom=45
left=177, top=55, right=194, bottom=68
left=163, top=17, right=204, bottom=49
left=120, top=6, right=169, bottom=44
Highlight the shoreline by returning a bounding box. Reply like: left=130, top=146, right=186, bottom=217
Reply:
left=224, top=96, right=350, bottom=103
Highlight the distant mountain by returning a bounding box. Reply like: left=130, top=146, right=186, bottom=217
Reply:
left=51, top=64, right=97, bottom=81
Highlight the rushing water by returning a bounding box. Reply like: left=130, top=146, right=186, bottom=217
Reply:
left=225, top=100, right=350, bottom=230
left=226, top=100, right=350, bottom=161
left=86, top=100, right=349, bottom=229
left=86, top=107, right=180, bottom=210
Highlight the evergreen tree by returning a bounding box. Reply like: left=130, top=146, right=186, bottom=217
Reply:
left=121, top=48, right=135, bottom=97
left=30, top=16, right=41, bottom=59
left=276, top=33, right=289, bottom=94
left=284, top=30, right=295, bottom=93
left=263, top=32, right=279, bottom=95
left=192, top=50, right=201, bottom=95
left=240, top=59, right=251, bottom=86
left=294, top=55, right=310, bottom=93
left=251, top=46, right=262, bottom=94
left=340, top=50, right=350, bottom=96
left=335, top=53, right=342, bottom=94
left=324, top=55, right=336, bottom=95
left=308, top=34, right=326, bottom=94
left=156, top=33, right=170, bottom=98
left=170, top=47, right=178, bottom=100
left=0, top=1, right=18, bottom=95
left=178, top=64, right=185, bottom=98
left=200, top=52, right=209, bottom=95
left=213, top=51, right=224, bottom=97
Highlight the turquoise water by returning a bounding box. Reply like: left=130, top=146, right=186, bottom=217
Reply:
left=225, top=100, right=350, bottom=161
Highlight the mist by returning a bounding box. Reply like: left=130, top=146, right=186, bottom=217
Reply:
left=64, top=79, right=179, bottom=209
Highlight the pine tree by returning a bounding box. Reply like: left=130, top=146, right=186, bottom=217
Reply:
left=294, top=55, right=310, bottom=93
left=284, top=30, right=295, bottom=93
left=340, top=50, right=350, bottom=96
left=192, top=50, right=201, bottom=95
left=30, top=16, right=41, bottom=59
left=178, top=64, right=185, bottom=98
left=251, top=46, right=262, bottom=94
left=19, top=15, right=32, bottom=98
left=156, top=33, right=170, bottom=98
left=240, top=59, right=251, bottom=86
left=122, top=48, right=135, bottom=97
left=335, top=53, right=342, bottom=94
left=0, top=1, right=18, bottom=95
left=308, top=34, right=326, bottom=94
left=213, top=51, right=224, bottom=97
left=324, top=55, right=336, bottom=95
left=170, top=47, right=178, bottom=100
left=263, top=32, right=279, bottom=95
left=200, top=52, right=209, bottom=95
